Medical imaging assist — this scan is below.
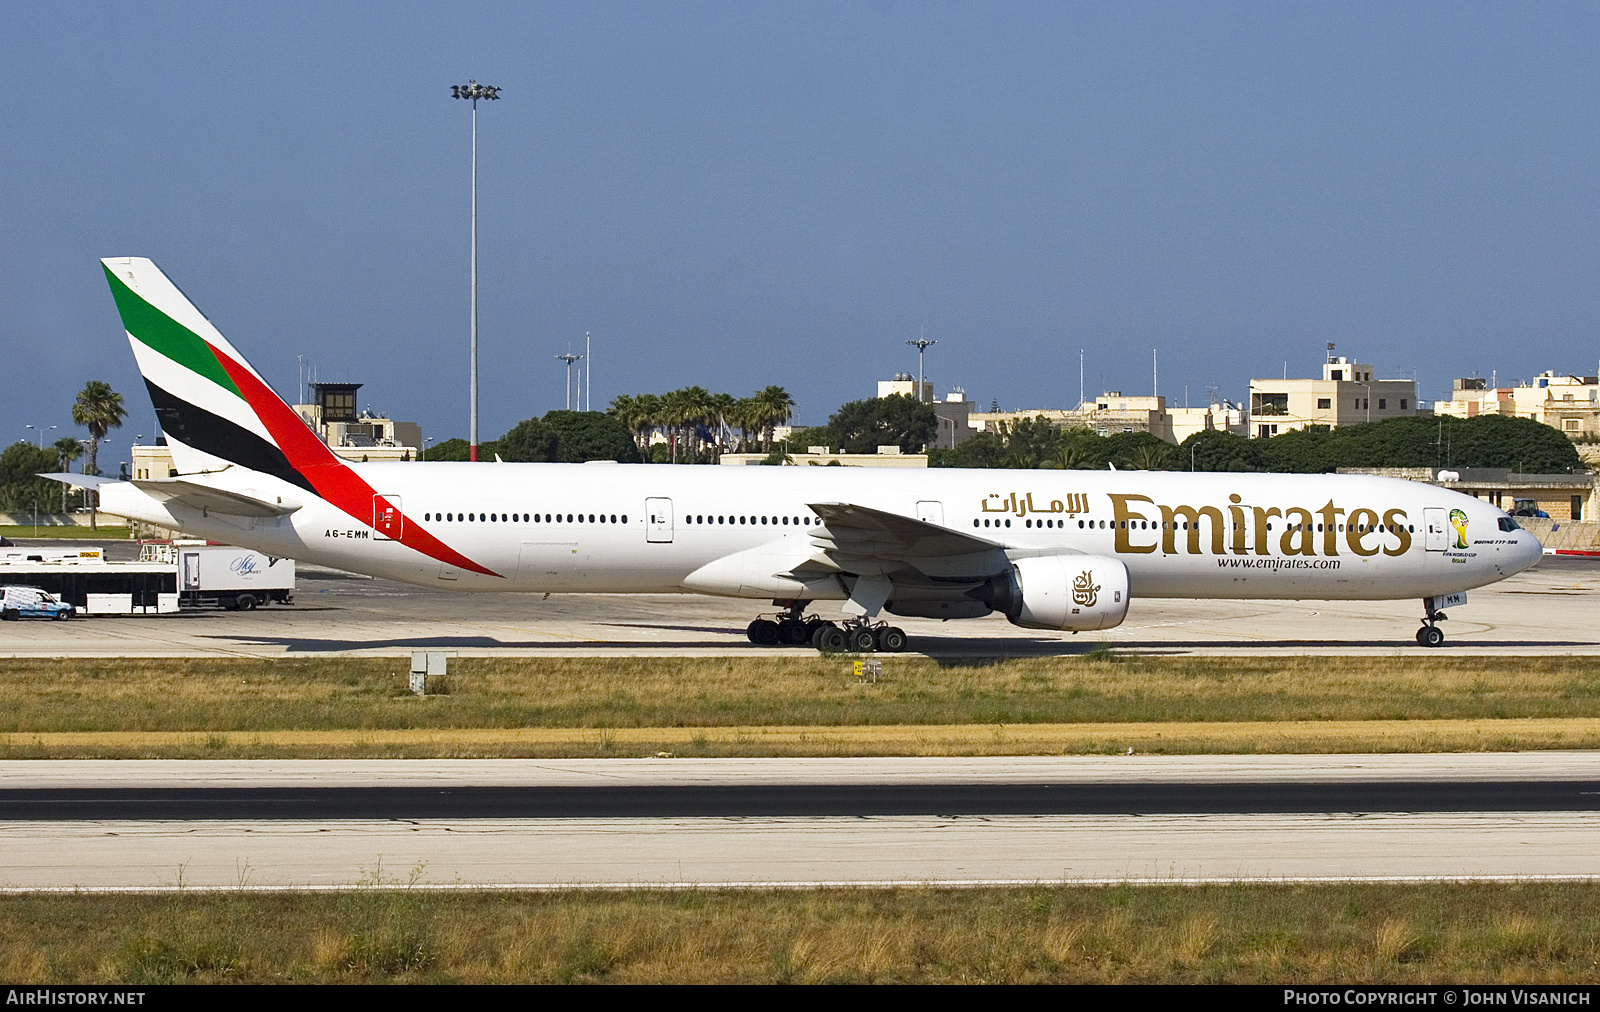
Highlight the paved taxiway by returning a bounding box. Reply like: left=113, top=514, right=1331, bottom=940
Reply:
left=1, top=545, right=1597, bottom=657
left=3, top=756, right=1598, bottom=889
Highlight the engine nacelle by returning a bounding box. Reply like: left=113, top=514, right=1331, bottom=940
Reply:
left=984, top=555, right=1130, bottom=631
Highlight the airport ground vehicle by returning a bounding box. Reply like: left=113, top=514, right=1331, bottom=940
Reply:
left=0, top=542, right=292, bottom=614
left=0, top=585, right=75, bottom=621
left=1509, top=498, right=1551, bottom=519
left=48, top=257, right=1546, bottom=649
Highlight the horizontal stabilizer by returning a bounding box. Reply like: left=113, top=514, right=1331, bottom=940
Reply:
left=130, top=479, right=301, bottom=518
left=37, top=473, right=120, bottom=490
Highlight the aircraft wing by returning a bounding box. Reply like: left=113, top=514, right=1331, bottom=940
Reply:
left=129, top=479, right=301, bottom=518
left=807, top=501, right=1001, bottom=559
left=793, top=502, right=1012, bottom=616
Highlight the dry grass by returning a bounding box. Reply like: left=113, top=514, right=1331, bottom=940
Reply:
left=3, top=882, right=1600, bottom=983
left=3, top=716, right=1600, bottom=759
left=0, top=526, right=131, bottom=540
left=2, top=655, right=1600, bottom=757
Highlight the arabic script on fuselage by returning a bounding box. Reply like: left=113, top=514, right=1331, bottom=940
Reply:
left=980, top=492, right=1089, bottom=517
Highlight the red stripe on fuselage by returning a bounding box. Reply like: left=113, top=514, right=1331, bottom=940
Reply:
left=208, top=351, right=501, bottom=578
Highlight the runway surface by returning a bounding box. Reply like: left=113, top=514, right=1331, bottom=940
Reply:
left=1, top=544, right=1597, bottom=658
left=4, top=756, right=1598, bottom=889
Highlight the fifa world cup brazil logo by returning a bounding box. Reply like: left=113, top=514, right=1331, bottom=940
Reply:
left=1448, top=508, right=1469, bottom=550
left=1072, top=570, right=1100, bottom=608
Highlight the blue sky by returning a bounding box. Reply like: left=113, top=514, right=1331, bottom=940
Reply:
left=3, top=2, right=1597, bottom=462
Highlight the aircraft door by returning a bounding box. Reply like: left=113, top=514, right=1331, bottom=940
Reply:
left=916, top=500, right=944, bottom=526
left=373, top=495, right=403, bottom=540
left=1423, top=507, right=1448, bottom=551
left=646, top=498, right=674, bottom=543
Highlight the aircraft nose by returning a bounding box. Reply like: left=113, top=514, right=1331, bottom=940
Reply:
left=1516, top=530, right=1545, bottom=571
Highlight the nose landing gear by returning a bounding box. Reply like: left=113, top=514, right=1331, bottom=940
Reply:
left=1416, top=600, right=1447, bottom=647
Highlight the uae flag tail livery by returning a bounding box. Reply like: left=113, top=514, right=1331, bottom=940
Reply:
left=99, top=257, right=494, bottom=577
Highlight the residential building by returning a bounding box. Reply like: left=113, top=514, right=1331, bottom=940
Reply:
left=1248, top=356, right=1419, bottom=438
left=970, top=393, right=1177, bottom=443
left=1435, top=370, right=1600, bottom=439
left=1169, top=401, right=1250, bottom=444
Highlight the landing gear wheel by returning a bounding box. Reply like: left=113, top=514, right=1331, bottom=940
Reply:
left=813, top=624, right=846, bottom=652
left=1417, top=626, right=1445, bottom=648
left=778, top=619, right=811, bottom=645
left=747, top=619, right=780, bottom=646
left=847, top=627, right=878, bottom=653
left=877, top=626, right=907, bottom=652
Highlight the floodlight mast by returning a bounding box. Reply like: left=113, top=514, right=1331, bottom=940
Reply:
left=451, top=80, right=501, bottom=461
left=906, top=338, right=937, bottom=402
left=557, top=353, right=582, bottom=411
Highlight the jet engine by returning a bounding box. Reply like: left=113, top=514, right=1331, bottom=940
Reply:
left=977, top=555, right=1131, bottom=631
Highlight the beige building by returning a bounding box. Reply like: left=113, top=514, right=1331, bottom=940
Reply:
left=970, top=393, right=1177, bottom=443
left=1248, top=356, right=1419, bottom=439
left=1435, top=370, right=1600, bottom=439
left=1169, top=401, right=1250, bottom=444
left=292, top=383, right=421, bottom=462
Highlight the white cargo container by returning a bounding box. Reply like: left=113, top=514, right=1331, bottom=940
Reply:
left=153, top=541, right=294, bottom=611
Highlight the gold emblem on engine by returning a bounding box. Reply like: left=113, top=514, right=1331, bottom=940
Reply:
left=1072, top=570, right=1100, bottom=608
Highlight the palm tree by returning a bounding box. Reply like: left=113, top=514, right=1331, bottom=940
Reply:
left=706, top=392, right=737, bottom=455
left=51, top=436, right=84, bottom=513
left=72, top=380, right=125, bottom=528
left=608, top=394, right=649, bottom=453
left=669, top=386, right=713, bottom=459
left=656, top=389, right=690, bottom=462
left=754, top=385, right=795, bottom=452
left=731, top=397, right=763, bottom=452
left=1128, top=442, right=1173, bottom=471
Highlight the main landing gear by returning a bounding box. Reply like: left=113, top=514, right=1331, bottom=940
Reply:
left=1416, top=600, right=1447, bottom=648
left=745, top=602, right=908, bottom=653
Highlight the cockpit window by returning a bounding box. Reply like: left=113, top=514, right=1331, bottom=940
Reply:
left=1498, top=517, right=1521, bottom=532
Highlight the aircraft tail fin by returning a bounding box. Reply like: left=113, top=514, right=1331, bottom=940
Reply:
left=100, top=257, right=337, bottom=493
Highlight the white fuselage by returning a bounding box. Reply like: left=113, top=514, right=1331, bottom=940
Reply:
left=98, top=463, right=1544, bottom=607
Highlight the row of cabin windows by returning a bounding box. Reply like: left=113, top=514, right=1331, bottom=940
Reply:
left=422, top=510, right=1414, bottom=537
left=423, top=512, right=628, bottom=525
left=688, top=515, right=817, bottom=526
left=978, top=517, right=1417, bottom=534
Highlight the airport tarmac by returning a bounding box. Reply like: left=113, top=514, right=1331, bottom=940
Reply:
left=1, top=545, right=1596, bottom=657
left=2, top=757, right=1597, bottom=889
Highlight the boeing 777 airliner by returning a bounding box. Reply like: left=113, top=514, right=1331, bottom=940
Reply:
left=51, top=258, right=1545, bottom=651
